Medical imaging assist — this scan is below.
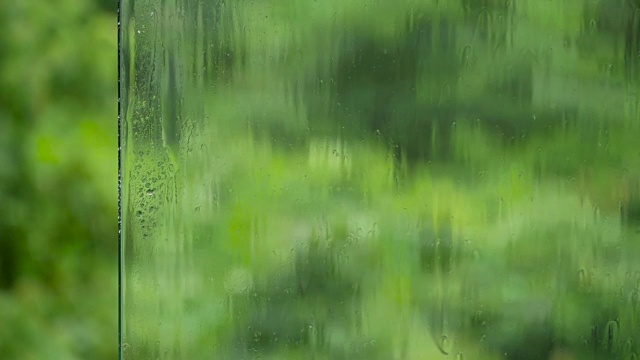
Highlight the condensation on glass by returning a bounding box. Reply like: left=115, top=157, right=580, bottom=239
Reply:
left=119, top=1, right=640, bottom=359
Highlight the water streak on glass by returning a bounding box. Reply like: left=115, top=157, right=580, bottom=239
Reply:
left=120, top=0, right=640, bottom=359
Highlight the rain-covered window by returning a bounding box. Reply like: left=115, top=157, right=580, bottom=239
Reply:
left=119, top=1, right=640, bottom=359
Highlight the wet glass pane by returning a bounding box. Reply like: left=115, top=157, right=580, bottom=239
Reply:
left=119, top=1, right=640, bottom=359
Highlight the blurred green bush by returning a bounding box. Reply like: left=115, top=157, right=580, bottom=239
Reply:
left=0, top=1, right=117, bottom=358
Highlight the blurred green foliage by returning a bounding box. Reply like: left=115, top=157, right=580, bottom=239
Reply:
left=0, top=0, right=117, bottom=359
left=121, top=0, right=640, bottom=359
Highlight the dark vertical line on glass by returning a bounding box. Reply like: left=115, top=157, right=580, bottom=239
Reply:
left=117, top=0, right=123, bottom=358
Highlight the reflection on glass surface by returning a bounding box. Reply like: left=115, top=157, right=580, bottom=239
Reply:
left=120, top=1, right=640, bottom=359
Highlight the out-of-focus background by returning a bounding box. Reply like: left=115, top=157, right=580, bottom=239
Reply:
left=2, top=0, right=640, bottom=359
left=0, top=1, right=117, bottom=358
left=120, top=0, right=640, bottom=359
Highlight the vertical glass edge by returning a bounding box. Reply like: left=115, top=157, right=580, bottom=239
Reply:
left=117, top=0, right=124, bottom=358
